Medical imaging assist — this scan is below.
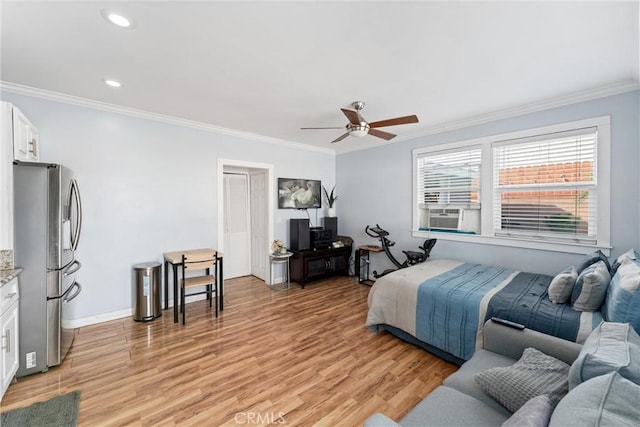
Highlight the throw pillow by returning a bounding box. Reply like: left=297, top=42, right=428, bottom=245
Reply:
left=548, top=266, right=578, bottom=304
left=576, top=249, right=611, bottom=274
left=549, top=372, right=640, bottom=427
left=610, top=248, right=639, bottom=277
left=474, top=347, right=570, bottom=413
left=569, top=321, right=640, bottom=389
left=502, top=395, right=553, bottom=427
left=570, top=260, right=611, bottom=312
left=601, top=256, right=640, bottom=331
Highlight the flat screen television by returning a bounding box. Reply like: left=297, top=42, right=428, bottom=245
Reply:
left=278, top=178, right=322, bottom=209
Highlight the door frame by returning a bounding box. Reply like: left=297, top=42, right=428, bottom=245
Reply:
left=216, top=159, right=274, bottom=278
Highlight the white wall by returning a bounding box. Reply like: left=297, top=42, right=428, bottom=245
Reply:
left=337, top=90, right=640, bottom=276
left=0, top=91, right=336, bottom=324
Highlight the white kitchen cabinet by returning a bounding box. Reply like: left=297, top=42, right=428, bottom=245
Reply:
left=0, top=276, right=19, bottom=400
left=11, top=105, right=39, bottom=162
left=0, top=102, right=15, bottom=251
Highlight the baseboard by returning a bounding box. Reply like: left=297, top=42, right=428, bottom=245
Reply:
left=62, top=295, right=209, bottom=328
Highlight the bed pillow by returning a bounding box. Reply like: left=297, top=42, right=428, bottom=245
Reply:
left=549, top=372, right=640, bottom=427
left=501, top=395, right=553, bottom=427
left=610, top=248, right=639, bottom=277
left=569, top=321, right=640, bottom=389
left=474, top=347, right=570, bottom=413
left=548, top=266, right=578, bottom=304
left=576, top=249, right=611, bottom=274
left=570, top=260, right=611, bottom=312
left=601, top=257, right=640, bottom=331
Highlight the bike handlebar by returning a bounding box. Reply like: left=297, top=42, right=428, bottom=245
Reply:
left=365, top=224, right=389, bottom=237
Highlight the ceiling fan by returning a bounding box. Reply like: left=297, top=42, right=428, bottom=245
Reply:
left=301, top=101, right=419, bottom=143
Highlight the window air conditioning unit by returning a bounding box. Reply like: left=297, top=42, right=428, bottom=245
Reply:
left=428, top=209, right=461, bottom=230
left=420, top=205, right=481, bottom=233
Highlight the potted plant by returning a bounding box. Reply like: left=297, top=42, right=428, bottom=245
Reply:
left=323, top=185, right=338, bottom=217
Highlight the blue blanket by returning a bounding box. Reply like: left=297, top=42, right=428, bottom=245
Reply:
left=485, top=271, right=602, bottom=341
left=415, top=264, right=514, bottom=360
left=367, top=260, right=602, bottom=362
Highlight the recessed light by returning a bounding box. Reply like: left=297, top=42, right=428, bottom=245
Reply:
left=104, top=79, right=122, bottom=88
left=100, top=9, right=135, bottom=29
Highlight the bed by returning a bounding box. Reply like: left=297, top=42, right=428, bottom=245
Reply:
left=366, top=259, right=603, bottom=364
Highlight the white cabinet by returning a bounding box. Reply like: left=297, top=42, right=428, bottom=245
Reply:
left=0, top=102, right=15, bottom=251
left=11, top=105, right=39, bottom=162
left=0, top=276, right=19, bottom=400
left=0, top=102, right=40, bottom=251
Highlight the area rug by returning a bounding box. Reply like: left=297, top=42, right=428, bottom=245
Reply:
left=1, top=391, right=80, bottom=427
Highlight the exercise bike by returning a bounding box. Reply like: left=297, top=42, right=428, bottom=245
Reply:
left=365, top=224, right=436, bottom=278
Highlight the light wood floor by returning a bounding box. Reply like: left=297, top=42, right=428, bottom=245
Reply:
left=1, top=275, right=457, bottom=426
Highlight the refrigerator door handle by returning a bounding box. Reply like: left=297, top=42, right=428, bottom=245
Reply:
left=63, top=281, right=82, bottom=303
left=69, top=179, right=82, bottom=252
left=63, top=260, right=82, bottom=277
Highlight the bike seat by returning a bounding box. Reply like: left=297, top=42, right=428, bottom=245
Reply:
left=403, top=250, right=425, bottom=262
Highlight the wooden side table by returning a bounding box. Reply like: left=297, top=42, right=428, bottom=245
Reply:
left=355, top=245, right=383, bottom=286
left=268, top=252, right=293, bottom=290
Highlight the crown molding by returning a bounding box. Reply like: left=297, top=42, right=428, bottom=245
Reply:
left=335, top=80, right=639, bottom=154
left=0, top=81, right=335, bottom=156
left=2, top=79, right=636, bottom=157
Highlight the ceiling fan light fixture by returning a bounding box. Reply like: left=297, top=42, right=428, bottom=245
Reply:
left=347, top=123, right=370, bottom=138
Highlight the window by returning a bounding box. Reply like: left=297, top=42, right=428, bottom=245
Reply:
left=493, top=128, right=597, bottom=244
left=416, top=148, right=482, bottom=233
left=417, top=148, right=481, bottom=205
left=412, top=116, right=610, bottom=254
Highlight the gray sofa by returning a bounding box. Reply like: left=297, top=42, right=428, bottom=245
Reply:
left=365, top=320, right=640, bottom=427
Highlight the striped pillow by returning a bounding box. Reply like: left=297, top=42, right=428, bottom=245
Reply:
left=602, top=256, right=640, bottom=333
left=474, top=347, right=570, bottom=413
left=571, top=260, right=611, bottom=312
left=610, top=248, right=639, bottom=277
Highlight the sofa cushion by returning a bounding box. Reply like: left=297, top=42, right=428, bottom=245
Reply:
left=548, top=266, right=578, bottom=304
left=501, top=395, right=552, bottom=427
left=443, top=349, right=514, bottom=416
left=601, top=256, right=640, bottom=332
left=399, top=386, right=510, bottom=427
left=569, top=321, right=640, bottom=389
left=364, top=413, right=400, bottom=427
left=474, top=347, right=570, bottom=413
left=570, top=260, right=611, bottom=312
left=549, top=372, right=640, bottom=427
left=576, top=249, right=611, bottom=273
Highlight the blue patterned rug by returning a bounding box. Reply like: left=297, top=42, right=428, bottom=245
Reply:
left=1, top=391, right=80, bottom=427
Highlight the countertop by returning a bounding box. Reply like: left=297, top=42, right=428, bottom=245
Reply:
left=0, top=269, right=22, bottom=285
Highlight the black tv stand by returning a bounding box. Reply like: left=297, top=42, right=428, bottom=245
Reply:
left=290, top=246, right=352, bottom=288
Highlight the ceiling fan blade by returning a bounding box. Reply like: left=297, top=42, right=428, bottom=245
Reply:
left=330, top=132, right=351, bottom=143
left=301, top=127, right=345, bottom=130
left=369, top=115, right=419, bottom=128
left=341, top=108, right=364, bottom=125
left=368, top=128, right=396, bottom=141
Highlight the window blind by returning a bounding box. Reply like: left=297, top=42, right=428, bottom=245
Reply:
left=417, top=147, right=481, bottom=206
left=493, top=128, right=597, bottom=243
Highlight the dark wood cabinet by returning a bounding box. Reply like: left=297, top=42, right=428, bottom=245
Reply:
left=290, top=246, right=352, bottom=288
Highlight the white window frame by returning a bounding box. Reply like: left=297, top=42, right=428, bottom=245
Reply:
left=412, top=116, right=611, bottom=255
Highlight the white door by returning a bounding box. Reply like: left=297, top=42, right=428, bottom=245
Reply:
left=223, top=173, right=251, bottom=278
left=250, top=171, right=268, bottom=280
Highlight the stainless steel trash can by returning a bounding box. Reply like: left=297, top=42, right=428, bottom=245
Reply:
left=133, top=262, right=162, bottom=321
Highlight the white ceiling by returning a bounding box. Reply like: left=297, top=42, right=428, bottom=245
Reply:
left=1, top=1, right=638, bottom=154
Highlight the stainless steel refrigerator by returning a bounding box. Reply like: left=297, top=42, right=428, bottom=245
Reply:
left=13, top=162, right=82, bottom=377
